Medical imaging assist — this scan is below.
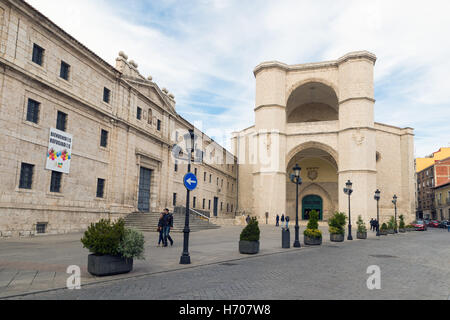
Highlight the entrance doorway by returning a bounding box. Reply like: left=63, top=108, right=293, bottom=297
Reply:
left=302, top=195, right=323, bottom=220
left=138, top=167, right=152, bottom=212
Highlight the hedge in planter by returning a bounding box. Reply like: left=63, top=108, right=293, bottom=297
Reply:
left=239, top=217, right=260, bottom=254
left=387, top=216, right=396, bottom=234
left=356, top=215, right=367, bottom=239
left=328, top=212, right=346, bottom=242
left=379, top=223, right=388, bottom=235
left=398, top=215, right=406, bottom=233
left=304, top=210, right=322, bottom=245
left=81, top=219, right=145, bottom=276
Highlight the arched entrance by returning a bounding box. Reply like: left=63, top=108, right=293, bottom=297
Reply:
left=302, top=195, right=323, bottom=220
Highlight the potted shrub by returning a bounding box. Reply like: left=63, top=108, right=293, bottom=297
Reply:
left=239, top=217, right=260, bottom=254
left=387, top=217, right=396, bottom=234
left=379, top=223, right=388, bottom=235
left=81, top=219, right=145, bottom=276
left=356, top=215, right=367, bottom=239
left=328, top=212, right=346, bottom=242
left=398, top=215, right=406, bottom=233
left=304, top=210, right=322, bottom=245
left=406, top=224, right=416, bottom=232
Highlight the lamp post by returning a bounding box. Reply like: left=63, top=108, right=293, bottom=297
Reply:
left=343, top=180, right=353, bottom=240
left=374, top=189, right=381, bottom=237
left=392, top=195, right=398, bottom=234
left=290, top=164, right=302, bottom=248
left=180, top=129, right=196, bottom=265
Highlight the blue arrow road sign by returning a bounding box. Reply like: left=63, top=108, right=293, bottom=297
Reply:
left=183, top=173, right=198, bottom=191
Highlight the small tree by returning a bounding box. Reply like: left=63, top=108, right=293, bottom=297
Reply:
left=380, top=223, right=388, bottom=231
left=240, top=217, right=260, bottom=241
left=304, top=210, right=322, bottom=239
left=399, top=215, right=405, bottom=229
left=328, top=212, right=347, bottom=235
left=118, top=228, right=145, bottom=260
left=388, top=216, right=396, bottom=230
left=357, top=215, right=367, bottom=233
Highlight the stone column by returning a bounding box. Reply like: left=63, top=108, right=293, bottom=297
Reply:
left=337, top=52, right=378, bottom=224
left=253, top=64, right=287, bottom=222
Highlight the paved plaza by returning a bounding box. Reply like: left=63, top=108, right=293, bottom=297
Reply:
left=1, top=225, right=449, bottom=300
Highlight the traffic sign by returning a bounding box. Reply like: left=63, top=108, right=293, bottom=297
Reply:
left=183, top=173, right=198, bottom=191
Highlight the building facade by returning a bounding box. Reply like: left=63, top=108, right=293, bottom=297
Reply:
left=416, top=149, right=450, bottom=219
left=435, top=180, right=450, bottom=221
left=0, top=0, right=237, bottom=237
left=232, top=52, right=416, bottom=225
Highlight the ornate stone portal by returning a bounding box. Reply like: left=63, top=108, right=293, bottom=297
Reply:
left=232, top=51, right=416, bottom=225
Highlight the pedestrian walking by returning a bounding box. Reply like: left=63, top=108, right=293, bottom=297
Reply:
left=276, top=214, right=280, bottom=227
left=370, top=218, right=374, bottom=231
left=285, top=216, right=290, bottom=229
left=281, top=214, right=285, bottom=228
left=157, top=213, right=164, bottom=247
left=162, top=208, right=174, bottom=247
left=246, top=215, right=251, bottom=224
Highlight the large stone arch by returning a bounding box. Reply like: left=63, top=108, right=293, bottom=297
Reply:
left=286, top=78, right=340, bottom=104
left=286, top=141, right=339, bottom=170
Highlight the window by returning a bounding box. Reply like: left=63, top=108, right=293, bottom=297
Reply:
left=157, top=119, right=161, bottom=131
left=217, top=177, right=219, bottom=186
left=231, top=205, right=233, bottom=213
left=194, top=168, right=197, bottom=176
left=32, top=43, right=44, bottom=66
left=26, top=99, right=40, bottom=124
left=50, top=171, right=62, bottom=193
left=60, top=61, right=70, bottom=80
left=209, top=174, right=212, bottom=183
left=174, top=161, right=178, bottom=172
left=221, top=179, right=223, bottom=187
left=193, top=197, right=196, bottom=208
left=203, top=199, right=205, bottom=209
left=96, top=178, right=105, bottom=198
left=19, top=163, right=34, bottom=189
left=227, top=203, right=229, bottom=212
left=100, top=129, right=108, bottom=148
left=137, top=107, right=142, bottom=120
left=36, top=223, right=47, bottom=234
left=173, top=193, right=177, bottom=206
left=208, top=200, right=211, bottom=210
left=56, top=111, right=67, bottom=131
left=103, top=87, right=111, bottom=103
left=204, top=172, right=207, bottom=181
left=221, top=202, right=223, bottom=211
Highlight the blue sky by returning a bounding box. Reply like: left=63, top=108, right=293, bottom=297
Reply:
left=28, top=0, right=450, bottom=157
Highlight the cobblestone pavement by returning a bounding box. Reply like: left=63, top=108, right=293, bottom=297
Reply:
left=9, top=228, right=450, bottom=300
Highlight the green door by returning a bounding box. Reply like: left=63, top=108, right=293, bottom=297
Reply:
left=302, top=195, right=323, bottom=220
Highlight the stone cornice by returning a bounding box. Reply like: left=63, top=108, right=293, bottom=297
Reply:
left=254, top=51, right=377, bottom=76
left=254, top=104, right=285, bottom=112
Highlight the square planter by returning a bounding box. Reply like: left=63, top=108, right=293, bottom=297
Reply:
left=379, top=230, right=388, bottom=235
left=304, top=235, right=322, bottom=245
left=357, top=232, right=367, bottom=239
left=239, top=240, right=260, bottom=254
left=387, top=229, right=395, bottom=234
left=88, top=254, right=133, bottom=277
left=399, top=228, right=406, bottom=233
left=330, top=233, right=344, bottom=242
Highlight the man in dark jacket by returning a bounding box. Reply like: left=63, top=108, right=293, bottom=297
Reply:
left=162, top=208, right=174, bottom=247
left=276, top=214, right=280, bottom=227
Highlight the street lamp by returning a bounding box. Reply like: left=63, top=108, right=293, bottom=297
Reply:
left=290, top=164, right=302, bottom=248
left=392, top=194, right=398, bottom=234
left=343, top=180, right=353, bottom=240
left=374, top=189, right=381, bottom=237
left=180, top=129, right=196, bottom=265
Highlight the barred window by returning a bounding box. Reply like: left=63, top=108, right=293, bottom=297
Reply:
left=96, top=178, right=105, bottom=198
left=50, top=171, right=62, bottom=193
left=26, top=99, right=40, bottom=124
left=56, top=111, right=67, bottom=132
left=60, top=61, right=70, bottom=80
left=137, top=107, right=142, bottom=120
left=19, top=163, right=34, bottom=189
left=157, top=119, right=161, bottom=131
left=193, top=197, right=196, bottom=208
left=103, top=87, right=111, bottom=103
left=100, top=129, right=108, bottom=148
left=203, top=198, right=205, bottom=209
left=32, top=44, right=44, bottom=66
left=173, top=193, right=177, bottom=206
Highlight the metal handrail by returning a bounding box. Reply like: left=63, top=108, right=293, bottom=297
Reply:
left=189, top=208, right=210, bottom=222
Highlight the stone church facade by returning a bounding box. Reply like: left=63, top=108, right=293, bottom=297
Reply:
left=0, top=0, right=237, bottom=237
left=232, top=52, right=416, bottom=225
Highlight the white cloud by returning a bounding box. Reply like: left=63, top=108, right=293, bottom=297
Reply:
left=27, top=0, right=450, bottom=156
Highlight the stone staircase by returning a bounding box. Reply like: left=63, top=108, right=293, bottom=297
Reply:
left=124, top=211, right=221, bottom=233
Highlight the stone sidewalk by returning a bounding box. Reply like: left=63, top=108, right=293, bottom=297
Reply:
left=0, top=225, right=381, bottom=298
